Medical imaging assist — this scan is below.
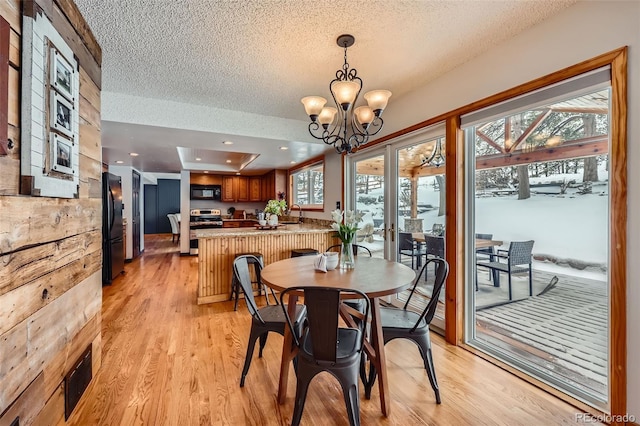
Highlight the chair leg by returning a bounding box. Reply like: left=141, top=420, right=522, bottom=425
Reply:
left=240, top=326, right=260, bottom=387
left=258, top=332, right=268, bottom=358
left=528, top=265, right=533, bottom=296
left=291, top=363, right=316, bottom=426
left=413, top=333, right=441, bottom=404
left=508, top=271, right=513, bottom=301
left=231, top=276, right=240, bottom=311
left=365, top=364, right=377, bottom=399
left=337, top=366, right=361, bottom=426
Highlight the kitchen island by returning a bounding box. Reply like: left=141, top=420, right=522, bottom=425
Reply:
left=194, top=224, right=336, bottom=304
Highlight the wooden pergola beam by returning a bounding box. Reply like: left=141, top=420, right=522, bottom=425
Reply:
left=476, top=135, right=607, bottom=170
left=510, top=109, right=552, bottom=152
left=475, top=129, right=504, bottom=153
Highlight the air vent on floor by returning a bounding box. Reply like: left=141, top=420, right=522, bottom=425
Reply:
left=64, top=344, right=92, bottom=420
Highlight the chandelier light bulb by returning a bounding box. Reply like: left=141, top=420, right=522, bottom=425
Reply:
left=354, top=106, right=374, bottom=128
left=332, top=81, right=360, bottom=110
left=318, top=107, right=338, bottom=127
left=364, top=90, right=392, bottom=115
left=301, top=96, right=327, bottom=121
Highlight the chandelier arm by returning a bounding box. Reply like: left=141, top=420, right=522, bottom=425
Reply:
left=308, top=122, right=328, bottom=141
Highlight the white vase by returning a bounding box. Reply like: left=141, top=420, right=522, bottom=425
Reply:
left=268, top=214, right=278, bottom=226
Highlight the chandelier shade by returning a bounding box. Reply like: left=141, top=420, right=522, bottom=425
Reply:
left=301, top=34, right=391, bottom=154
left=301, top=96, right=327, bottom=119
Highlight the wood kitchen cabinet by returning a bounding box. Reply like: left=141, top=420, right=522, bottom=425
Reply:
left=222, top=176, right=249, bottom=202
left=261, top=170, right=287, bottom=201
left=249, top=177, right=261, bottom=201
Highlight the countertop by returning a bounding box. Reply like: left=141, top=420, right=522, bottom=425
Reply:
left=194, top=224, right=332, bottom=238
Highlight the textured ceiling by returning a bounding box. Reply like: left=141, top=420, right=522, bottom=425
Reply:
left=75, top=0, right=578, bottom=174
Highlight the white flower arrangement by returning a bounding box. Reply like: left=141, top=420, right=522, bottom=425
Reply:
left=330, top=209, right=364, bottom=243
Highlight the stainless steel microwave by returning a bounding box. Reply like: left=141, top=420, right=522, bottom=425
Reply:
left=190, top=185, right=221, bottom=200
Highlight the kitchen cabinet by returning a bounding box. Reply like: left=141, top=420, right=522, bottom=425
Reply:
left=222, top=176, right=249, bottom=202
left=261, top=170, right=287, bottom=201
left=237, top=177, right=249, bottom=201
left=249, top=177, right=261, bottom=201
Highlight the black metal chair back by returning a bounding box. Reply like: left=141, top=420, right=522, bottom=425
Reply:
left=402, top=258, right=449, bottom=330
left=398, top=232, right=414, bottom=251
left=424, top=235, right=444, bottom=258
left=233, top=255, right=263, bottom=322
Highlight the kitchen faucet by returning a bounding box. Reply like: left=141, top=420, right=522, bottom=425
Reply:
left=290, top=204, right=303, bottom=223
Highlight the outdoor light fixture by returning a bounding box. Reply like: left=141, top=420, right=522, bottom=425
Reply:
left=301, top=34, right=391, bottom=154
left=420, top=138, right=445, bottom=167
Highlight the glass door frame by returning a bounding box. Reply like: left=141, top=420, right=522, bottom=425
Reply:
left=345, top=144, right=395, bottom=260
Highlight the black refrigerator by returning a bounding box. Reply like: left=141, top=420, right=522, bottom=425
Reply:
left=103, top=172, right=125, bottom=284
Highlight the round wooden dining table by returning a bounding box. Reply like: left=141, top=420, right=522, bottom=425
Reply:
left=261, top=255, right=416, bottom=417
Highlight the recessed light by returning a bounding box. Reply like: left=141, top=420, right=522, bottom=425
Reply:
left=116, top=160, right=124, bottom=164
left=204, top=171, right=209, bottom=174
left=279, top=146, right=288, bottom=150
left=222, top=141, right=234, bottom=145
left=290, top=161, right=296, bottom=164
left=129, top=152, right=139, bottom=157
left=195, top=157, right=201, bottom=161
left=226, top=160, right=232, bottom=163
left=236, top=172, right=241, bottom=175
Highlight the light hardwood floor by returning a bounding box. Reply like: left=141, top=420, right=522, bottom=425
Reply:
left=68, top=234, right=589, bottom=425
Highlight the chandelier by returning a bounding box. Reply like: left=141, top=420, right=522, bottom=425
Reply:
left=301, top=34, right=391, bottom=154
left=420, top=138, right=446, bottom=167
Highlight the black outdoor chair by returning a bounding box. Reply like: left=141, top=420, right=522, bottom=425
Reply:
left=398, top=232, right=424, bottom=269
left=366, top=258, right=449, bottom=404
left=280, top=286, right=370, bottom=426
left=423, top=235, right=444, bottom=280
left=475, top=233, right=495, bottom=290
left=476, top=240, right=535, bottom=300
left=234, top=255, right=306, bottom=387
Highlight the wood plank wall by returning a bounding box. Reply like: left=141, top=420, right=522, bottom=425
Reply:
left=0, top=0, right=102, bottom=424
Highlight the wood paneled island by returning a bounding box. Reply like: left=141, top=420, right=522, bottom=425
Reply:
left=194, top=224, right=336, bottom=304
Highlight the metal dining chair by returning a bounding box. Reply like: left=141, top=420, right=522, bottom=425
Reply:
left=366, top=258, right=449, bottom=404
left=280, top=286, right=370, bottom=426
left=233, top=255, right=306, bottom=387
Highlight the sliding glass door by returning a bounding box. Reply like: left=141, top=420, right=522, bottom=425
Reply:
left=463, top=69, right=611, bottom=408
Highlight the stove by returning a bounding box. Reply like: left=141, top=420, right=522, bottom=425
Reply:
left=189, top=209, right=223, bottom=229
left=189, top=209, right=223, bottom=255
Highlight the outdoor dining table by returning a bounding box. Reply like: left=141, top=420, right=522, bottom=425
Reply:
left=260, top=255, right=416, bottom=417
left=411, top=232, right=503, bottom=249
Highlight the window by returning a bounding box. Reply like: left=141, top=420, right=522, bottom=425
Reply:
left=290, top=161, right=324, bottom=209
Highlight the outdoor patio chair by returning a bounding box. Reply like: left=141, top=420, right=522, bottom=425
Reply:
left=280, top=286, right=370, bottom=426
left=365, top=258, right=449, bottom=404
left=476, top=240, right=534, bottom=300
left=234, top=255, right=306, bottom=387
left=475, top=233, right=495, bottom=290
left=423, top=235, right=444, bottom=280
left=398, top=232, right=424, bottom=269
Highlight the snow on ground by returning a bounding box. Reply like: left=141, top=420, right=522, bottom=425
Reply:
left=356, top=170, right=609, bottom=281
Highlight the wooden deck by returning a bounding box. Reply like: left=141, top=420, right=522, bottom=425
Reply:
left=475, top=270, right=608, bottom=400
left=393, top=255, right=609, bottom=402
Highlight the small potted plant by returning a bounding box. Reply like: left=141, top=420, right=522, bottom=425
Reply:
left=264, top=199, right=287, bottom=226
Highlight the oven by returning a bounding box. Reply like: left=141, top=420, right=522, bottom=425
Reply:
left=189, top=209, right=223, bottom=255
